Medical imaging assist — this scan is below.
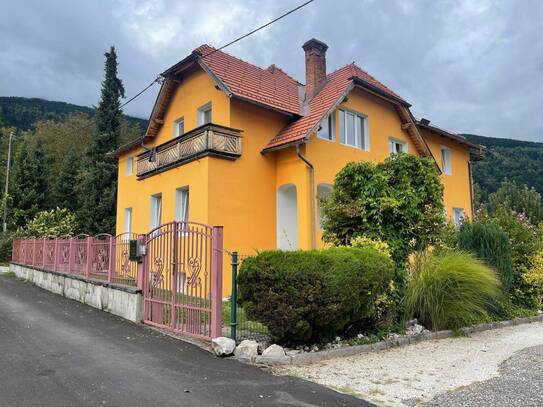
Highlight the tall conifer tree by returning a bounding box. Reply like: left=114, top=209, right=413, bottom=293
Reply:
left=79, top=46, right=125, bottom=234
left=10, top=139, right=48, bottom=227
left=52, top=147, right=81, bottom=212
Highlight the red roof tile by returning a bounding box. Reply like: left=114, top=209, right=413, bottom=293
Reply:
left=191, top=45, right=406, bottom=150
left=265, top=64, right=406, bottom=149
left=195, top=45, right=301, bottom=115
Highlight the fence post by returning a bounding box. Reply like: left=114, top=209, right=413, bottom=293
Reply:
left=136, top=236, right=145, bottom=291
left=86, top=236, right=93, bottom=279
left=230, top=251, right=238, bottom=341
left=108, top=235, right=115, bottom=283
left=210, top=226, right=223, bottom=339
left=42, top=238, right=46, bottom=268
left=68, top=237, right=75, bottom=274
left=53, top=237, right=59, bottom=272
left=32, top=238, right=37, bottom=266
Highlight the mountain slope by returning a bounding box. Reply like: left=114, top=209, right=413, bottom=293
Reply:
left=0, top=96, right=147, bottom=131
left=463, top=134, right=543, bottom=200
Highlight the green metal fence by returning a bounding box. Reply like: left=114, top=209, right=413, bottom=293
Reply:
left=226, top=251, right=270, bottom=343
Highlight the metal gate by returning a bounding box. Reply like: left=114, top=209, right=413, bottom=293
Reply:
left=142, top=221, right=223, bottom=340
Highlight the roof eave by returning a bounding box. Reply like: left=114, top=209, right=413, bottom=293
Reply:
left=350, top=77, right=411, bottom=107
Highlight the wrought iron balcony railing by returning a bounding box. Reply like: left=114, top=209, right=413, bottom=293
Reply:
left=136, top=123, right=242, bottom=178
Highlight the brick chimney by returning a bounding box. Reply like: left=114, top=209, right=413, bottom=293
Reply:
left=303, top=38, right=328, bottom=101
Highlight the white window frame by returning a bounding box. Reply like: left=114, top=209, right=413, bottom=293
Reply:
left=174, top=117, right=184, bottom=138
left=317, top=113, right=335, bottom=141
left=441, top=146, right=452, bottom=175
left=150, top=193, right=162, bottom=230
left=339, top=109, right=370, bottom=151
left=175, top=187, right=189, bottom=223
left=453, top=207, right=465, bottom=227
left=197, top=102, right=212, bottom=126
left=126, top=156, right=133, bottom=176
left=316, top=184, right=333, bottom=229
left=124, top=208, right=132, bottom=234
left=389, top=138, right=408, bottom=154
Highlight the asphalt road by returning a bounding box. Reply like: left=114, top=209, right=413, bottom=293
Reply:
left=0, top=274, right=369, bottom=407
left=429, top=345, right=543, bottom=406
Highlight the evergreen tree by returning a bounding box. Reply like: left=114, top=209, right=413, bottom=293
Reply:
left=10, top=139, right=48, bottom=227
left=52, top=147, right=81, bottom=212
left=79, top=46, right=125, bottom=234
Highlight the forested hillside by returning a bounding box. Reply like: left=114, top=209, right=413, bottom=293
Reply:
left=0, top=97, right=147, bottom=131
left=463, top=134, right=543, bottom=201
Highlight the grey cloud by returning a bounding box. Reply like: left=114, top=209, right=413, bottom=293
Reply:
left=1, top=0, right=542, bottom=141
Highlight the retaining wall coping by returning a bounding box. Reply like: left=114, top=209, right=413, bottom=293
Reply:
left=10, top=262, right=141, bottom=294
left=238, top=313, right=543, bottom=367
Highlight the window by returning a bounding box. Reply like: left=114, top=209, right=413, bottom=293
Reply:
left=441, top=146, right=452, bottom=175
left=317, top=113, right=335, bottom=141
left=339, top=109, right=369, bottom=150
left=174, top=117, right=184, bottom=138
left=453, top=208, right=465, bottom=227
left=124, top=208, right=132, bottom=233
left=317, top=184, right=333, bottom=228
left=126, top=156, right=133, bottom=176
left=389, top=138, right=408, bottom=154
left=277, top=184, right=298, bottom=250
left=150, top=193, right=162, bottom=230
left=197, top=103, right=212, bottom=125
left=175, top=187, right=189, bottom=223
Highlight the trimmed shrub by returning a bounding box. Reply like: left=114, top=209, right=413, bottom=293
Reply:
left=237, top=247, right=394, bottom=345
left=405, top=250, right=502, bottom=330
left=514, top=251, right=543, bottom=310
left=458, top=221, right=514, bottom=293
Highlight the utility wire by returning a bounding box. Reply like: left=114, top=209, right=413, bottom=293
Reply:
left=200, top=0, right=315, bottom=58
left=19, top=0, right=316, bottom=143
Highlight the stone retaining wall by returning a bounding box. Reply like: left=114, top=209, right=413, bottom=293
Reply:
left=9, top=263, right=143, bottom=323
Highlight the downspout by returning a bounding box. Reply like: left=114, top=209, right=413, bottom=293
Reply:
left=468, top=160, right=475, bottom=218
left=296, top=143, right=316, bottom=250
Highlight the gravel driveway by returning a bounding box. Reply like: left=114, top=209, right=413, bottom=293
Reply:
left=276, top=321, right=543, bottom=406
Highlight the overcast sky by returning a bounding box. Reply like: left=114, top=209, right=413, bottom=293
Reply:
left=1, top=0, right=542, bottom=141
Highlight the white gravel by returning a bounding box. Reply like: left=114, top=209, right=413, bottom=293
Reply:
left=275, top=322, right=543, bottom=406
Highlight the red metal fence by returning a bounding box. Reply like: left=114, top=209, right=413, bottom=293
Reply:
left=11, top=234, right=142, bottom=287
left=11, top=222, right=224, bottom=341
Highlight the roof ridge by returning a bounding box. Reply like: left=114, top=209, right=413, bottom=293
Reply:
left=267, top=64, right=301, bottom=85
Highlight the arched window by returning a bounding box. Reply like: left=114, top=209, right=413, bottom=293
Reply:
left=277, top=184, right=298, bottom=250
left=317, top=184, right=333, bottom=228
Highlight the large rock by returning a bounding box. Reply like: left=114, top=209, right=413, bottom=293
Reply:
left=211, top=337, right=236, bottom=356
left=262, top=344, right=286, bottom=358
left=234, top=340, right=259, bottom=358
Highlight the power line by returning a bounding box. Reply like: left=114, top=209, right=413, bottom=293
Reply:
left=18, top=0, right=316, bottom=143
left=201, top=0, right=315, bottom=58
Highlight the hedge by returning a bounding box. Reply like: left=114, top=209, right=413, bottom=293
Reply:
left=237, top=247, right=394, bottom=345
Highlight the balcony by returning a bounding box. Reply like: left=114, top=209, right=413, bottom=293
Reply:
left=136, top=123, right=242, bottom=178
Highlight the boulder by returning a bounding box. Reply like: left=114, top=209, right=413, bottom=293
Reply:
left=211, top=337, right=236, bottom=357
left=262, top=344, right=286, bottom=358
left=234, top=340, right=259, bottom=358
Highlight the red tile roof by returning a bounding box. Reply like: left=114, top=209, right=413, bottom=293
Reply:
left=192, top=45, right=407, bottom=150
left=264, top=64, right=406, bottom=149
left=195, top=45, right=301, bottom=115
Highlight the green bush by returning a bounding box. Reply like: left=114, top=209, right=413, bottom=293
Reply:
left=237, top=247, right=394, bottom=345
left=405, top=250, right=502, bottom=330
left=18, top=208, right=78, bottom=237
left=514, top=251, right=543, bottom=310
left=0, top=231, right=15, bottom=264
left=458, top=221, right=514, bottom=293
left=321, top=154, right=445, bottom=268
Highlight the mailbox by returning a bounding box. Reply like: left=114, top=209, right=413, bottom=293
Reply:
left=129, top=239, right=146, bottom=262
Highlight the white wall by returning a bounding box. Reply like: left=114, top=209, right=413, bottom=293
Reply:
left=277, top=184, right=298, bottom=250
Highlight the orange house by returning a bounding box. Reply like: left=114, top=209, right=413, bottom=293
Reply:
left=115, top=38, right=482, bottom=275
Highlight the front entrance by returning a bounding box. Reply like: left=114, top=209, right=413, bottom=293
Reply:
left=142, top=221, right=223, bottom=340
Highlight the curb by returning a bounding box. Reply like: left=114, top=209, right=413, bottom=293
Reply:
left=237, top=313, right=543, bottom=367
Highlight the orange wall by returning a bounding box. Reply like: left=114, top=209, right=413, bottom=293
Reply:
left=116, top=69, right=475, bottom=294
left=421, top=129, right=473, bottom=219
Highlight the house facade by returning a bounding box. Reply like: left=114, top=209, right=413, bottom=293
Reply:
left=115, top=38, right=482, bottom=272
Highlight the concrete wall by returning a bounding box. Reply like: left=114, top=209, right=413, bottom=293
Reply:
left=10, top=263, right=143, bottom=323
